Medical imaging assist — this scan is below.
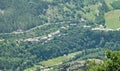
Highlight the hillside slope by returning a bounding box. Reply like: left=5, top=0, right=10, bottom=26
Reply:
left=0, top=0, right=120, bottom=71
left=0, top=0, right=107, bottom=33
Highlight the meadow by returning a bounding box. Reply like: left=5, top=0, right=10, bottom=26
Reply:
left=105, top=10, right=120, bottom=29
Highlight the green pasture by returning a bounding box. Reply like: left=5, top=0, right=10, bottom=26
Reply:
left=105, top=10, right=120, bottom=29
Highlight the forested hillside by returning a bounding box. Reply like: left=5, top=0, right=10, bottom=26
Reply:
left=86, top=50, right=120, bottom=71
left=58, top=50, right=120, bottom=71
left=0, top=0, right=120, bottom=71
left=1, top=25, right=120, bottom=71
left=0, top=0, right=108, bottom=33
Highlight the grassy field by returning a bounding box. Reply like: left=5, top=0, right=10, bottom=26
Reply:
left=39, top=51, right=81, bottom=67
left=105, top=10, right=120, bottom=29
left=24, top=51, right=81, bottom=71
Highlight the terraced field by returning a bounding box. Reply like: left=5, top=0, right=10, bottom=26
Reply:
left=24, top=48, right=105, bottom=71
left=24, top=51, right=82, bottom=71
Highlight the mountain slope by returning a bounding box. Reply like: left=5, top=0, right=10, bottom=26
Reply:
left=0, top=0, right=108, bottom=33
left=0, top=0, right=120, bottom=71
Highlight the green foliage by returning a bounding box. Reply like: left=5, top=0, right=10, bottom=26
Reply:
left=0, top=0, right=107, bottom=33
left=0, top=24, right=120, bottom=71
left=86, top=50, right=120, bottom=71
left=105, top=50, right=120, bottom=71
left=1, top=26, right=120, bottom=71
left=0, top=0, right=119, bottom=71
left=111, top=1, right=120, bottom=9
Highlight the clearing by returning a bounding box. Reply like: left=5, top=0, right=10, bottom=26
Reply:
left=105, top=10, right=120, bottom=30
left=24, top=51, right=82, bottom=71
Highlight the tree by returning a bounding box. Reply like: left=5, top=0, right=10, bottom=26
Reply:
left=111, top=1, right=120, bottom=9
left=86, top=50, right=120, bottom=71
